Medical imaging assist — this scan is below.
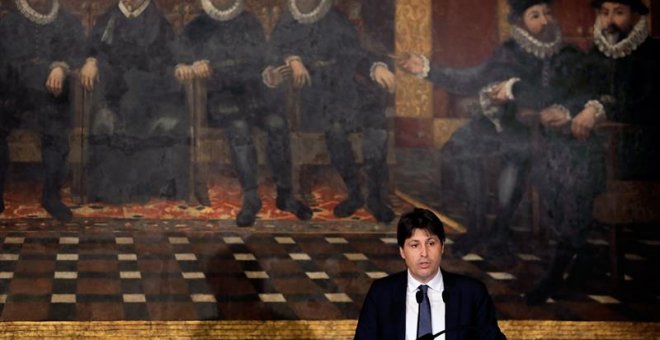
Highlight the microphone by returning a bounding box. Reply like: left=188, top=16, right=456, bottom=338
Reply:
left=442, top=290, right=449, bottom=303
left=416, top=290, right=423, bottom=304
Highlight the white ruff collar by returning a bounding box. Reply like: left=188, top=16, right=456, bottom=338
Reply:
left=593, top=16, right=649, bottom=59
left=15, top=0, right=59, bottom=25
left=288, top=0, right=332, bottom=24
left=201, top=0, right=244, bottom=22
left=119, top=0, right=151, bottom=18
left=511, top=23, right=563, bottom=60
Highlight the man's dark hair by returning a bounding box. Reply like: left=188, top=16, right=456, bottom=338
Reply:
left=591, top=0, right=649, bottom=15
left=507, top=0, right=553, bottom=23
left=396, top=208, right=446, bottom=247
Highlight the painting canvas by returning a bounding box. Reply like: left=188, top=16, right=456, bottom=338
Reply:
left=0, top=0, right=658, bottom=338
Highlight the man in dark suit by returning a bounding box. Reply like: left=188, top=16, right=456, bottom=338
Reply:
left=354, top=208, right=505, bottom=340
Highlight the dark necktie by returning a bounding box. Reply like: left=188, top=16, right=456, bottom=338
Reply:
left=417, top=284, right=432, bottom=338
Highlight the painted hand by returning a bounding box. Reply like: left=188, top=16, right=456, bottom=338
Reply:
left=487, top=81, right=511, bottom=105
left=540, top=107, right=571, bottom=128
left=571, top=107, right=597, bottom=141
left=80, top=59, right=98, bottom=91
left=193, top=61, right=212, bottom=79
left=391, top=52, right=424, bottom=75
left=46, top=66, right=65, bottom=97
left=264, top=64, right=291, bottom=88
left=373, top=65, right=396, bottom=93
left=175, top=64, right=195, bottom=83
left=289, top=59, right=310, bottom=88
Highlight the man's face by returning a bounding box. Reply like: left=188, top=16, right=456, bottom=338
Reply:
left=211, top=0, right=235, bottom=10
left=296, top=0, right=323, bottom=14
left=598, top=2, right=639, bottom=44
left=399, top=228, right=444, bottom=284
left=522, top=4, right=555, bottom=42
left=121, top=0, right=146, bottom=10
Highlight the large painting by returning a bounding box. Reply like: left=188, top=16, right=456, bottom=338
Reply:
left=0, top=0, right=658, bottom=338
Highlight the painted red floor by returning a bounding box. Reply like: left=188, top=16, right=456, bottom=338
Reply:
left=1, top=175, right=400, bottom=222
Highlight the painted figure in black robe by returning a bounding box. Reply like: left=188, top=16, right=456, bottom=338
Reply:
left=587, top=0, right=660, bottom=180
left=398, top=0, right=605, bottom=287
left=80, top=0, right=188, bottom=204
left=397, top=18, right=534, bottom=266
left=271, top=0, right=397, bottom=222
left=462, top=0, right=605, bottom=305
left=174, top=0, right=312, bottom=227
left=523, top=0, right=660, bottom=306
left=353, top=0, right=397, bottom=223
left=0, top=0, right=85, bottom=221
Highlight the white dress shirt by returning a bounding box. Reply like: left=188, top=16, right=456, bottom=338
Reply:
left=405, top=269, right=445, bottom=340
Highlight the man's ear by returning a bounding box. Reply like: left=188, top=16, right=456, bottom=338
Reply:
left=399, top=247, right=406, bottom=260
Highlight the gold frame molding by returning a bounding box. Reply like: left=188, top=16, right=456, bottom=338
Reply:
left=395, top=0, right=433, bottom=118
left=497, top=0, right=511, bottom=41
left=0, top=320, right=658, bottom=339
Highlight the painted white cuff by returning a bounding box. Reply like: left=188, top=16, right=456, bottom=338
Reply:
left=416, top=54, right=431, bottom=79
left=50, top=62, right=70, bottom=74
left=193, top=60, right=210, bottom=68
left=370, top=62, right=389, bottom=82
left=479, top=82, right=504, bottom=133
left=550, top=104, right=572, bottom=121
left=585, top=100, right=606, bottom=122
left=503, top=77, right=521, bottom=100
left=262, top=66, right=278, bottom=88
left=285, top=55, right=302, bottom=66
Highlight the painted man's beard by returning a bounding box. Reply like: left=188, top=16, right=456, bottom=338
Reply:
left=532, top=21, right=559, bottom=43
left=602, top=23, right=630, bottom=45
left=122, top=0, right=146, bottom=10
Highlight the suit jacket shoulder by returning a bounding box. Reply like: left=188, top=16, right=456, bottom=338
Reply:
left=443, top=270, right=506, bottom=340
left=354, top=271, right=407, bottom=340
left=357, top=270, right=506, bottom=340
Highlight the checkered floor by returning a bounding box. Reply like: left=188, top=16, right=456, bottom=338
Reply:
left=0, top=220, right=405, bottom=321
left=1, top=219, right=658, bottom=322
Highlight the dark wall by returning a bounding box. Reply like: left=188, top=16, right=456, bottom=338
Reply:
left=653, top=0, right=660, bottom=37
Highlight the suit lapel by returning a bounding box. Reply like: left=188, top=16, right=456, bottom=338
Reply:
left=393, top=272, right=407, bottom=340
left=443, top=270, right=460, bottom=340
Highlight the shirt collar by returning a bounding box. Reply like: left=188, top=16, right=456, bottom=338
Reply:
left=511, top=22, right=563, bottom=60
left=593, top=15, right=649, bottom=59
left=119, top=0, right=151, bottom=19
left=15, top=0, right=60, bottom=25
left=406, top=269, right=444, bottom=293
left=288, top=0, right=332, bottom=24
left=201, top=0, right=244, bottom=22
